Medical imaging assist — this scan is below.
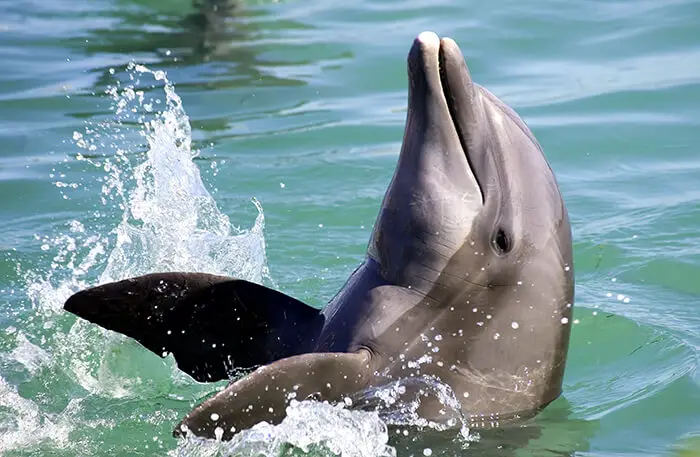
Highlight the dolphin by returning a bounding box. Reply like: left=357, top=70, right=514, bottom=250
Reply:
left=64, top=31, right=574, bottom=440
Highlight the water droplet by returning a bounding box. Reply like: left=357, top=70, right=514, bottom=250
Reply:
left=423, top=448, right=433, bottom=456
left=210, top=413, right=220, bottom=421
left=511, top=322, right=519, bottom=329
left=561, top=317, right=569, bottom=324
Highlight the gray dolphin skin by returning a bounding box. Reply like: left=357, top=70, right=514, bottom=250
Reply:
left=63, top=31, right=574, bottom=441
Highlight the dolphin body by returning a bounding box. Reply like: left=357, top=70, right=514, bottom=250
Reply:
left=64, top=31, right=574, bottom=440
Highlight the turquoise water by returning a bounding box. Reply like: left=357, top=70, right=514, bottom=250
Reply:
left=1, top=0, right=699, bottom=456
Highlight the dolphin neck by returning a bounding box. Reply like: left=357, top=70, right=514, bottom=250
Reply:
left=316, top=257, right=424, bottom=353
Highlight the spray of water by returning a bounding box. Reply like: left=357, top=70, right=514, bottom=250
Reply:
left=1, top=63, right=272, bottom=454
left=173, top=400, right=397, bottom=457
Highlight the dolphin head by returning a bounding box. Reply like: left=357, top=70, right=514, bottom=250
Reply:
left=368, top=32, right=574, bottom=416
left=370, top=31, right=572, bottom=291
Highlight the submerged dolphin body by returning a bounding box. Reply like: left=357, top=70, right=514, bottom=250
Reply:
left=64, top=31, right=574, bottom=440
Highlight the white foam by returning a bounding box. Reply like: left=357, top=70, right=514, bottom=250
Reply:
left=0, top=376, right=72, bottom=453
left=171, top=400, right=396, bottom=457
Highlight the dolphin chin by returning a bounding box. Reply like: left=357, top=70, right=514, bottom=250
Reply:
left=62, top=31, right=574, bottom=442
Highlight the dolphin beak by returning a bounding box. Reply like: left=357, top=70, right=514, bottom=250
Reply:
left=405, top=31, right=484, bottom=202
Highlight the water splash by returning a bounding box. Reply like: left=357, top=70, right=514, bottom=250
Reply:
left=353, top=375, right=476, bottom=441
left=20, top=63, right=273, bottom=397
left=96, top=64, right=270, bottom=284
left=0, top=376, right=74, bottom=453
left=75, top=63, right=270, bottom=286
left=167, top=374, right=476, bottom=457
left=25, top=63, right=272, bottom=318
left=171, top=400, right=396, bottom=457
left=2, top=63, right=271, bottom=453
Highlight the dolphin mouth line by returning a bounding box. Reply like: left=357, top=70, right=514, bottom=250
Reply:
left=437, top=47, right=464, bottom=154
left=437, top=42, right=484, bottom=203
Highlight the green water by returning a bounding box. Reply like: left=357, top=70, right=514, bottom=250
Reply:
left=1, top=0, right=699, bottom=456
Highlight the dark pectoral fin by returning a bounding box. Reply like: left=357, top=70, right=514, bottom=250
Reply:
left=63, top=272, right=323, bottom=382
left=174, top=350, right=372, bottom=440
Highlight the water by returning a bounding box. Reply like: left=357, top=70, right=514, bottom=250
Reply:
left=1, top=0, right=699, bottom=456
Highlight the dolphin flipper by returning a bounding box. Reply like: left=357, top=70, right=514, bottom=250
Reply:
left=63, top=272, right=323, bottom=382
left=174, top=350, right=372, bottom=440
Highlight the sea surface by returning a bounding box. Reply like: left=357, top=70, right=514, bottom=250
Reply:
left=1, top=0, right=699, bottom=456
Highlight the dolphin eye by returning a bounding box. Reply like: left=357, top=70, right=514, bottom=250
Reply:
left=492, top=229, right=511, bottom=255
